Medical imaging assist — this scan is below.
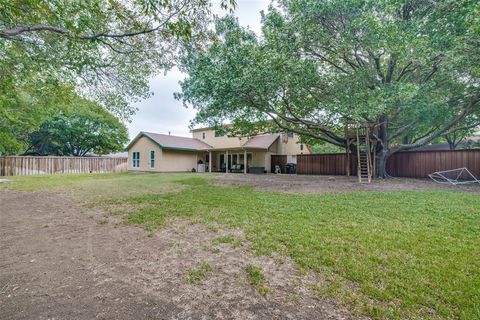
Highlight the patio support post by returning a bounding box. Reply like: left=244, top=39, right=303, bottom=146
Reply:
left=209, top=151, right=212, bottom=173
left=226, top=150, right=229, bottom=173
left=244, top=149, right=247, bottom=174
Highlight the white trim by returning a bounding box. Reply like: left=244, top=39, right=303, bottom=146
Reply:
left=226, top=150, right=228, bottom=173
left=132, top=151, right=140, bottom=168
left=244, top=150, right=247, bottom=174
left=149, top=149, right=155, bottom=169
left=208, top=151, right=212, bottom=172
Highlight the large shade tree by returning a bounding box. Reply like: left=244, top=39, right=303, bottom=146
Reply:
left=0, top=0, right=233, bottom=155
left=0, top=0, right=234, bottom=118
left=178, top=0, right=480, bottom=177
left=27, top=100, right=128, bottom=156
left=0, top=82, right=128, bottom=155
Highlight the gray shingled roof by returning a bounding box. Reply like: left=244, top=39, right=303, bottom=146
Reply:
left=127, top=132, right=212, bottom=151
left=242, top=134, right=279, bottom=149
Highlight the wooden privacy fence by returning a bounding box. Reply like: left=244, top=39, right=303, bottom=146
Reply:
left=386, top=150, right=480, bottom=178
left=271, top=149, right=480, bottom=178
left=296, top=153, right=358, bottom=176
left=0, top=156, right=128, bottom=176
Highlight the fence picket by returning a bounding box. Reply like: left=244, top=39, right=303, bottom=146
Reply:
left=0, top=156, right=128, bottom=177
left=271, top=150, right=480, bottom=178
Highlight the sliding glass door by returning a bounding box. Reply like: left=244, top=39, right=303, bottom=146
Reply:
left=219, top=152, right=252, bottom=171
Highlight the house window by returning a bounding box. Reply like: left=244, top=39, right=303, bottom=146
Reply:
left=300, top=144, right=304, bottom=151
left=202, top=132, right=206, bottom=139
left=132, top=152, right=140, bottom=168
left=214, top=129, right=225, bottom=137
left=287, top=131, right=294, bottom=138
left=149, top=150, right=155, bottom=169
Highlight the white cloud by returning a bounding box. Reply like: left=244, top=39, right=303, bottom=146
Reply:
left=127, top=0, right=270, bottom=139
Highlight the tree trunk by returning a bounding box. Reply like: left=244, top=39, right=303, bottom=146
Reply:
left=444, top=135, right=456, bottom=150
left=375, top=115, right=390, bottom=178
left=375, top=148, right=390, bottom=178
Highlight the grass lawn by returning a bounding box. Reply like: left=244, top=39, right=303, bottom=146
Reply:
left=2, top=173, right=479, bottom=319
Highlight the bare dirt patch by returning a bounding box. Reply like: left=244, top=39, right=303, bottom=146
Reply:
left=0, top=190, right=357, bottom=319
left=211, top=174, right=480, bottom=194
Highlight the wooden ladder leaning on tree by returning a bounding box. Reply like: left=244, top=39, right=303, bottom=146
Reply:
left=356, top=126, right=372, bottom=183
left=345, top=123, right=375, bottom=183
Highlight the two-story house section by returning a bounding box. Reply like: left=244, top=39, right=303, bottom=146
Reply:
left=126, top=127, right=310, bottom=173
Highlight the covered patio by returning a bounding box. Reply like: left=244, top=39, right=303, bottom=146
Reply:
left=198, top=148, right=269, bottom=174
left=195, top=134, right=279, bottom=174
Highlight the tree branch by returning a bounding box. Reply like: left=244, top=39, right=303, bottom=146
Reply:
left=385, top=59, right=396, bottom=83
left=266, top=112, right=345, bottom=147
left=308, top=51, right=350, bottom=74
left=396, top=61, right=415, bottom=81
left=392, top=95, right=480, bottom=152
left=0, top=4, right=183, bottom=41
left=368, top=50, right=385, bottom=83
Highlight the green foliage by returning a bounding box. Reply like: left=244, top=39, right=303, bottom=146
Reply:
left=0, top=80, right=127, bottom=155
left=0, top=0, right=238, bottom=155
left=309, top=143, right=344, bottom=154
left=0, top=0, right=229, bottom=118
left=179, top=1, right=480, bottom=176
left=28, top=100, right=128, bottom=156
left=0, top=81, right=78, bottom=155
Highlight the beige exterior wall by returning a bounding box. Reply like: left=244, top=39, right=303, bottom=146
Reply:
left=193, top=129, right=309, bottom=155
left=159, top=149, right=198, bottom=172
left=192, top=128, right=246, bottom=149
left=262, top=140, right=280, bottom=171
left=277, top=133, right=310, bottom=155
left=251, top=151, right=266, bottom=167
left=128, top=136, right=162, bottom=172
left=128, top=136, right=198, bottom=172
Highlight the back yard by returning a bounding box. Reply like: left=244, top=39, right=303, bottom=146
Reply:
left=1, top=173, right=479, bottom=319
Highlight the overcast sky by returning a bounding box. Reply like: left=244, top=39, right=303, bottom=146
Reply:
left=127, top=0, right=270, bottom=139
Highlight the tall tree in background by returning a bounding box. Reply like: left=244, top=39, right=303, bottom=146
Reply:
left=441, top=113, right=480, bottom=150
left=0, top=79, right=78, bottom=155
left=27, top=100, right=128, bottom=156
left=0, top=82, right=128, bottom=155
left=179, top=1, right=480, bottom=177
